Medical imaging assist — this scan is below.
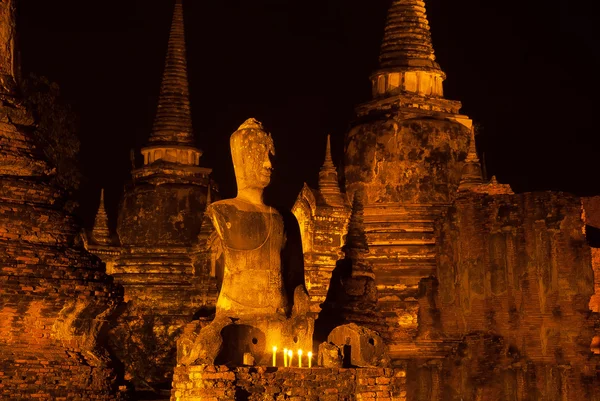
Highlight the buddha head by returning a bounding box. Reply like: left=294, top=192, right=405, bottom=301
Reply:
left=230, top=118, right=275, bottom=194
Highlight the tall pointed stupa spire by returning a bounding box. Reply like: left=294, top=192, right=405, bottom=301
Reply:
left=150, top=0, right=193, bottom=146
left=345, top=189, right=370, bottom=258
left=141, top=0, right=202, bottom=166
left=92, top=189, right=112, bottom=245
left=458, top=127, right=484, bottom=191
left=371, top=0, right=446, bottom=99
left=318, top=135, right=345, bottom=208
left=379, top=0, right=441, bottom=72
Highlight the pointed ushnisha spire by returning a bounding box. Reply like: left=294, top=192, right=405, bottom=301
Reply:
left=318, top=135, right=345, bottom=208
left=150, top=0, right=194, bottom=146
left=371, top=0, right=445, bottom=99
left=458, top=127, right=484, bottom=191
left=92, top=189, right=112, bottom=245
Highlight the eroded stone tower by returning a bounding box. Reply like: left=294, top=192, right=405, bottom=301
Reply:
left=0, top=1, right=123, bottom=399
left=344, top=0, right=474, bottom=357
left=109, top=0, right=217, bottom=391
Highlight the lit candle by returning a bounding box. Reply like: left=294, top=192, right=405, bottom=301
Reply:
left=298, top=349, right=303, bottom=368
left=288, top=349, right=293, bottom=367
left=283, top=348, right=288, bottom=367
left=272, top=346, right=277, bottom=367
left=308, top=351, right=313, bottom=368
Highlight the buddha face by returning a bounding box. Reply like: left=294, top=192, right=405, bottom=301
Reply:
left=230, top=119, right=275, bottom=192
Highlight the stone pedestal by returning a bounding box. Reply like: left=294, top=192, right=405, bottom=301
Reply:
left=171, top=365, right=407, bottom=401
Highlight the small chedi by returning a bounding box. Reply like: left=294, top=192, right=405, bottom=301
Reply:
left=292, top=135, right=351, bottom=313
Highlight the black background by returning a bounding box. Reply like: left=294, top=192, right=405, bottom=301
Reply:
left=16, top=0, right=600, bottom=231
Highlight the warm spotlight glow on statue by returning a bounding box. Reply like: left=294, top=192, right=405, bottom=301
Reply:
left=210, top=118, right=287, bottom=317
left=178, top=119, right=313, bottom=366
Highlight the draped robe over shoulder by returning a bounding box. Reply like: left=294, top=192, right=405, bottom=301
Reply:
left=206, top=199, right=288, bottom=318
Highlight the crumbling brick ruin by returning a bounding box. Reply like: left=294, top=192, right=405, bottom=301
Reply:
left=0, top=1, right=122, bottom=399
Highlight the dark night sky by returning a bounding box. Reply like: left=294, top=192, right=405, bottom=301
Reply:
left=15, top=0, right=600, bottom=231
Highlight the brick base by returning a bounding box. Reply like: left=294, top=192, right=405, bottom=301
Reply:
left=171, top=365, right=406, bottom=401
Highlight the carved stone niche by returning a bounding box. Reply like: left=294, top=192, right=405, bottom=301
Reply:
left=327, top=323, right=390, bottom=368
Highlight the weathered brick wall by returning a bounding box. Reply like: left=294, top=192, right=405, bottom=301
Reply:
left=1, top=103, right=123, bottom=399
left=435, top=191, right=600, bottom=400
left=582, top=197, right=600, bottom=312
left=109, top=166, right=216, bottom=390
left=583, top=196, right=600, bottom=229
left=171, top=365, right=406, bottom=401
left=344, top=115, right=471, bottom=359
left=590, top=248, right=600, bottom=312
left=345, top=117, right=470, bottom=205
left=118, top=179, right=210, bottom=247
left=0, top=359, right=121, bottom=400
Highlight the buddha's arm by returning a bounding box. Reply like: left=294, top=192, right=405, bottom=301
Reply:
left=192, top=212, right=222, bottom=280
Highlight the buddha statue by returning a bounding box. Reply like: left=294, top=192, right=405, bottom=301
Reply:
left=208, top=118, right=287, bottom=318
left=178, top=119, right=313, bottom=366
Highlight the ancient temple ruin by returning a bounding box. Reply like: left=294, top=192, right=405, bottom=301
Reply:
left=1, top=0, right=600, bottom=400
left=107, top=0, right=217, bottom=391
left=0, top=0, right=122, bottom=399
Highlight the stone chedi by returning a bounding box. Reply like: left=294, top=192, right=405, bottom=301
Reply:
left=178, top=119, right=313, bottom=367
left=344, top=0, right=475, bottom=358
left=84, top=189, right=120, bottom=274
left=292, top=136, right=351, bottom=312
left=92, top=189, right=111, bottom=246
left=106, top=0, right=217, bottom=391
left=0, top=0, right=123, bottom=399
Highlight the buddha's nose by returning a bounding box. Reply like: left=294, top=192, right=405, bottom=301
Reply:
left=263, top=158, right=272, bottom=170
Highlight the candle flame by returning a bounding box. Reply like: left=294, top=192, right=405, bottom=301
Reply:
left=273, top=346, right=277, bottom=352
left=298, top=349, right=303, bottom=356
left=288, top=350, right=293, bottom=357
left=308, top=352, right=312, bottom=358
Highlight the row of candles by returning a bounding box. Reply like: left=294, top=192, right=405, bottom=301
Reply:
left=272, top=346, right=312, bottom=368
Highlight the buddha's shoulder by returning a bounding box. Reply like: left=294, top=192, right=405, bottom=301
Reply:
left=207, top=199, right=240, bottom=212
left=207, top=199, right=280, bottom=216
